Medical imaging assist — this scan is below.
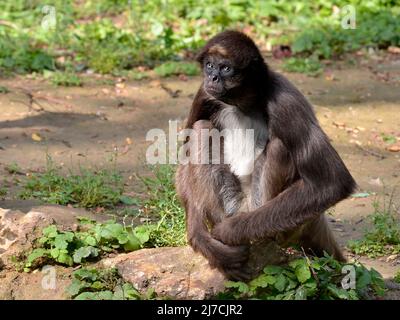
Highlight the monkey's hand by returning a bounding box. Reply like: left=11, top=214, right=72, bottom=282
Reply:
left=211, top=215, right=249, bottom=246
left=208, top=238, right=251, bottom=281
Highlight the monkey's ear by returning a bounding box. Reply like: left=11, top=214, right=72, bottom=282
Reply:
left=195, top=47, right=207, bottom=65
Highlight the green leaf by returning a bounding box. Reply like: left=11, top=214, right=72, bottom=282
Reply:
left=73, top=246, right=99, bottom=263
left=289, top=259, right=311, bottom=283
left=50, top=248, right=60, bottom=259
left=38, top=236, right=49, bottom=244
left=119, top=195, right=138, bottom=205
left=66, top=279, right=88, bottom=297
left=263, top=265, right=283, bottom=275
left=85, top=235, right=97, bottom=246
left=73, top=268, right=99, bottom=281
left=91, top=281, right=105, bottom=290
left=105, top=223, right=124, bottom=236
left=96, top=291, right=114, bottom=300
left=295, top=264, right=311, bottom=283
left=113, top=283, right=141, bottom=300
left=54, top=234, right=69, bottom=249
left=274, top=274, right=287, bottom=292
left=116, top=233, right=128, bottom=244
left=356, top=269, right=372, bottom=290
left=57, top=252, right=73, bottom=266
left=249, top=274, right=276, bottom=289
left=286, top=278, right=298, bottom=291
left=123, top=233, right=141, bottom=251
left=327, top=284, right=351, bottom=300
left=133, top=225, right=151, bottom=244
left=74, top=292, right=99, bottom=300
left=26, top=248, right=48, bottom=264
left=225, top=281, right=249, bottom=294
left=42, top=225, right=58, bottom=237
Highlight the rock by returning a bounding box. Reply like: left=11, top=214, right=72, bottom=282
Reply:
left=103, top=247, right=224, bottom=299
left=0, top=205, right=107, bottom=269
left=102, top=242, right=288, bottom=300
left=386, top=254, right=398, bottom=263
left=0, top=266, right=72, bottom=300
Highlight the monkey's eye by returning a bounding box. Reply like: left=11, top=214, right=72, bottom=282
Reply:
left=206, top=62, right=214, bottom=69
left=222, top=65, right=231, bottom=72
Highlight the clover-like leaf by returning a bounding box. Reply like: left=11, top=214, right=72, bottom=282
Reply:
left=42, top=225, right=58, bottom=238
left=123, top=233, right=141, bottom=251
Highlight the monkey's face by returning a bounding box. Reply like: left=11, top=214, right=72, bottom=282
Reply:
left=202, top=55, right=242, bottom=99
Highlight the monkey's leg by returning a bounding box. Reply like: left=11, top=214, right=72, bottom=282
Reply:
left=176, top=120, right=251, bottom=280
left=298, top=214, right=346, bottom=262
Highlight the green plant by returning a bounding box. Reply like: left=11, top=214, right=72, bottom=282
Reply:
left=25, top=219, right=153, bottom=271
left=0, top=86, right=9, bottom=93
left=50, top=71, right=83, bottom=86
left=381, top=133, right=397, bottom=144
left=66, top=267, right=154, bottom=300
left=138, top=165, right=186, bottom=247
left=394, top=270, right=400, bottom=284
left=282, top=56, right=323, bottom=76
left=1, top=1, right=400, bottom=75
left=0, top=187, right=7, bottom=198
left=220, top=254, right=385, bottom=300
left=5, top=162, right=22, bottom=174
left=348, top=200, right=400, bottom=258
left=19, top=156, right=126, bottom=208
left=154, top=61, right=200, bottom=77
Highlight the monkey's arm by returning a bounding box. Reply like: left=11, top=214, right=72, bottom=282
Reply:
left=185, top=88, right=224, bottom=129
left=212, top=80, right=356, bottom=245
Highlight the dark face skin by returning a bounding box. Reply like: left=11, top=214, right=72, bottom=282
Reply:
left=203, top=55, right=241, bottom=99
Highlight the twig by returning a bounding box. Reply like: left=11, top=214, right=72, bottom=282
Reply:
left=356, top=145, right=386, bottom=160
left=160, top=84, right=181, bottom=98
left=301, top=247, right=320, bottom=285
left=11, top=87, right=75, bottom=111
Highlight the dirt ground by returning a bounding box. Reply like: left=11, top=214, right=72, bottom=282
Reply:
left=1, top=53, right=400, bottom=282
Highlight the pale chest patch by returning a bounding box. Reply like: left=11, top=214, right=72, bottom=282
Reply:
left=216, top=106, right=268, bottom=178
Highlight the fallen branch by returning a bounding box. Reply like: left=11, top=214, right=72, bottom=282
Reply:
left=356, top=145, right=386, bottom=160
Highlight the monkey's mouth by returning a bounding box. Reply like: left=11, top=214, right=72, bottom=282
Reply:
left=205, top=84, right=226, bottom=97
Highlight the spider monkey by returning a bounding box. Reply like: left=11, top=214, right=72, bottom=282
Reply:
left=175, top=30, right=356, bottom=280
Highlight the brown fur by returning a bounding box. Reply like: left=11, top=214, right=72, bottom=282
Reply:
left=176, top=31, right=355, bottom=280
left=208, top=44, right=228, bottom=57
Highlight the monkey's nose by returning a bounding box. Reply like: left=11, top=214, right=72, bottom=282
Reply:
left=212, top=75, right=219, bottom=82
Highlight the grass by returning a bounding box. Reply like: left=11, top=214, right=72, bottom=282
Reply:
left=19, top=156, right=126, bottom=209
left=395, top=270, right=400, bottom=284
left=154, top=61, right=200, bottom=77
left=282, top=57, right=323, bottom=76
left=138, top=165, right=186, bottom=247
left=0, top=86, right=9, bottom=93
left=16, top=157, right=185, bottom=247
left=0, top=187, right=7, bottom=198
left=4, top=162, right=22, bottom=174
left=348, top=197, right=400, bottom=258
left=49, top=71, right=83, bottom=86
